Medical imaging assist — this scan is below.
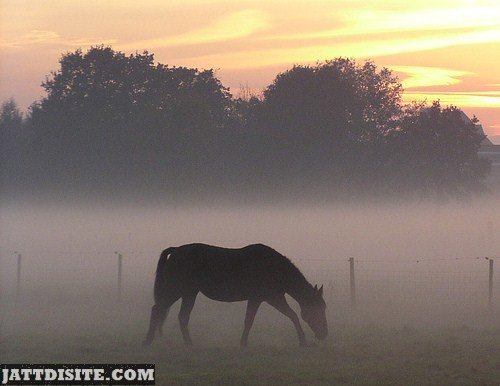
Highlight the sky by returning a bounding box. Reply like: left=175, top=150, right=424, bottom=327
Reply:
left=1, top=0, right=499, bottom=142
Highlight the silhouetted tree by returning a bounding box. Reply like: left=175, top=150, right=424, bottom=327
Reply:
left=32, top=47, right=232, bottom=129
left=27, top=46, right=234, bottom=193
left=250, top=58, right=403, bottom=191
left=8, top=49, right=491, bottom=200
left=0, top=98, right=26, bottom=192
left=386, top=101, right=491, bottom=197
left=247, top=59, right=489, bottom=197
left=263, top=58, right=401, bottom=142
left=1, top=98, right=23, bottom=130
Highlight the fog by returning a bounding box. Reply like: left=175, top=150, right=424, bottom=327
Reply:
left=2, top=190, right=500, bottom=386
left=1, top=196, right=498, bottom=325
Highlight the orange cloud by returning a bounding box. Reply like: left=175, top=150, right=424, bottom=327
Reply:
left=172, top=27, right=500, bottom=70
left=391, top=66, right=472, bottom=89
left=0, top=29, right=117, bottom=49
left=403, top=91, right=500, bottom=108
left=116, top=9, right=270, bottom=51
left=0, top=30, right=60, bottom=47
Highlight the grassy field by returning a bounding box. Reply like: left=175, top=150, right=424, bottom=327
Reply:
left=1, top=297, right=499, bottom=386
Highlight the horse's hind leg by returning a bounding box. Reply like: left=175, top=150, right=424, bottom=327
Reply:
left=143, top=304, right=167, bottom=346
left=143, top=297, right=178, bottom=347
left=178, top=292, right=198, bottom=346
left=240, top=299, right=261, bottom=347
left=157, top=306, right=170, bottom=337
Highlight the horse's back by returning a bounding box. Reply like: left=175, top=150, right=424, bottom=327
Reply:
left=167, top=243, right=280, bottom=265
left=161, top=243, right=291, bottom=301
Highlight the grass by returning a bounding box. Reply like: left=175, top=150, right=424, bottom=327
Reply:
left=1, top=299, right=499, bottom=385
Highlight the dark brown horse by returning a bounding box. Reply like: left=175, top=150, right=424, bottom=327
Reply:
left=142, top=243, right=327, bottom=347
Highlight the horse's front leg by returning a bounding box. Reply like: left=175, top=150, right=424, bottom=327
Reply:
left=178, top=292, right=198, bottom=346
left=267, top=294, right=307, bottom=346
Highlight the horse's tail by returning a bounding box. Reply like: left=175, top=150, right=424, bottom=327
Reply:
left=154, top=247, right=176, bottom=303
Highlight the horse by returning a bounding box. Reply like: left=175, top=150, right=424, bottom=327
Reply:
left=142, top=243, right=328, bottom=347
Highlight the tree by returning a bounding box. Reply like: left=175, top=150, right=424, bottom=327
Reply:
left=0, top=98, right=23, bottom=130
left=250, top=59, right=489, bottom=198
left=27, top=46, right=234, bottom=192
left=251, top=58, right=403, bottom=191
left=31, top=46, right=233, bottom=131
left=0, top=98, right=25, bottom=193
left=262, top=58, right=402, bottom=145
left=387, top=101, right=491, bottom=197
left=12, top=49, right=492, bottom=200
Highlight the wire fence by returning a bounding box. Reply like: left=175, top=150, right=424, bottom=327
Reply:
left=1, top=250, right=497, bottom=317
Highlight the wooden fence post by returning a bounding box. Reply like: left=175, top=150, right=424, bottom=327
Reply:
left=349, top=257, right=356, bottom=306
left=489, top=258, right=494, bottom=310
left=115, top=252, right=123, bottom=301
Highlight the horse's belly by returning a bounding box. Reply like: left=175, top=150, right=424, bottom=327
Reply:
left=202, top=290, right=247, bottom=302
left=200, top=280, right=254, bottom=302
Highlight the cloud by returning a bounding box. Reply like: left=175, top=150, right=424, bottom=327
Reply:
left=0, top=29, right=117, bottom=49
left=238, top=4, right=500, bottom=70
left=339, top=6, right=500, bottom=35
left=258, top=4, right=500, bottom=43
left=391, top=66, right=473, bottom=89
left=116, top=9, right=270, bottom=51
left=403, top=91, right=500, bottom=108
left=176, top=27, right=500, bottom=70
left=0, top=30, right=60, bottom=48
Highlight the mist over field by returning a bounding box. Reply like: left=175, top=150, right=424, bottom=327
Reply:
left=1, top=195, right=499, bottom=297
left=1, top=176, right=500, bottom=384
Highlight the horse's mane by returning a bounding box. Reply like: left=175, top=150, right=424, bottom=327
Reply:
left=270, top=247, right=315, bottom=293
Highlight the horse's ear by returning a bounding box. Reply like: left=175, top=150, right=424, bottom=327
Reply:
left=314, top=284, right=318, bottom=290
left=319, top=285, right=323, bottom=295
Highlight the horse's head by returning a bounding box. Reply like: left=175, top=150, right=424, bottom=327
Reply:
left=300, top=284, right=328, bottom=340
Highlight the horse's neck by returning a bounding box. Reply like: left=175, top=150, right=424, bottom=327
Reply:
left=285, top=272, right=313, bottom=306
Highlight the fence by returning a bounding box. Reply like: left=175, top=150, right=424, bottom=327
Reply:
left=2, top=251, right=497, bottom=318
left=347, top=256, right=495, bottom=309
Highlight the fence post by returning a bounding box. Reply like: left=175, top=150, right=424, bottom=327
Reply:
left=15, top=251, right=21, bottom=298
left=349, top=257, right=356, bottom=306
left=489, top=258, right=494, bottom=310
left=486, top=221, right=493, bottom=254
left=115, top=252, right=123, bottom=301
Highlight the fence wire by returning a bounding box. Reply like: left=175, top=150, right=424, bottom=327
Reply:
left=1, top=251, right=497, bottom=316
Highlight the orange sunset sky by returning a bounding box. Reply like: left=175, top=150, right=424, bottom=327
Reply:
left=1, top=0, right=499, bottom=142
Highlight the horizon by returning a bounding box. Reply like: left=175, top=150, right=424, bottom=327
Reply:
left=1, top=1, right=499, bottom=142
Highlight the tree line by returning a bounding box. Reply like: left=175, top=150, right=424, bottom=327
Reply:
left=0, top=46, right=491, bottom=201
